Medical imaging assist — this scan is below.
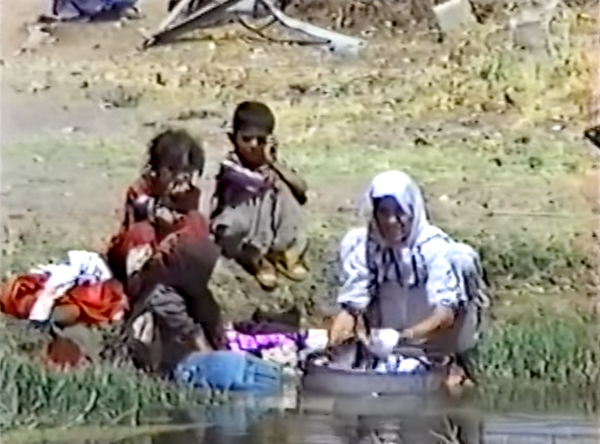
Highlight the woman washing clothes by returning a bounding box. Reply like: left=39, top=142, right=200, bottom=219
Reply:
left=327, top=171, right=489, bottom=389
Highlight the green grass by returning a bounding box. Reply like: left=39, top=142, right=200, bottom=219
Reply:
left=0, top=319, right=213, bottom=433
left=0, top=356, right=202, bottom=432
left=475, top=315, right=600, bottom=386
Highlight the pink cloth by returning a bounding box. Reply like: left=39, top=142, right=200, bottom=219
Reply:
left=225, top=330, right=301, bottom=353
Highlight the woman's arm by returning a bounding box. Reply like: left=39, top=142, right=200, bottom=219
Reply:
left=402, top=305, right=455, bottom=341
left=401, top=248, right=465, bottom=342
left=336, top=228, right=371, bottom=311
left=328, top=228, right=371, bottom=347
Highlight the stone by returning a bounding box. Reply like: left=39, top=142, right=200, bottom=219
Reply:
left=28, top=81, right=50, bottom=93
left=510, top=18, right=549, bottom=52
left=508, top=0, right=563, bottom=54
left=433, top=0, right=477, bottom=35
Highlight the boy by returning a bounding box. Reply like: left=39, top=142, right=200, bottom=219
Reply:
left=210, top=101, right=308, bottom=290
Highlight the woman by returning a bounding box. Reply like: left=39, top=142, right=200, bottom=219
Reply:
left=328, top=171, right=489, bottom=388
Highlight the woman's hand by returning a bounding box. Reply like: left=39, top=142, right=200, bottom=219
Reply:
left=397, top=328, right=415, bottom=342
left=398, top=306, right=455, bottom=344
left=327, top=309, right=356, bottom=348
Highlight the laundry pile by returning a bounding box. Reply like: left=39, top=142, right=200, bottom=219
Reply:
left=0, top=251, right=128, bottom=328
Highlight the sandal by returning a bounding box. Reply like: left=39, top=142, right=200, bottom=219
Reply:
left=269, top=246, right=309, bottom=282
left=253, top=257, right=278, bottom=291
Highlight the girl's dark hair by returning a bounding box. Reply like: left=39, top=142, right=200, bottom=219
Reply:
left=232, top=101, right=275, bottom=135
left=147, top=129, right=205, bottom=175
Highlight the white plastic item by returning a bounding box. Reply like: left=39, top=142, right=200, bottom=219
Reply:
left=375, top=355, right=426, bottom=374
left=367, top=328, right=400, bottom=358
left=303, top=329, right=329, bottom=352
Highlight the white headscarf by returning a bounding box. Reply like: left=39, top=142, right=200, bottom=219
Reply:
left=365, top=171, right=448, bottom=287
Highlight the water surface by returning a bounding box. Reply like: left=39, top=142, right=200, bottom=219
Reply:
left=21, top=383, right=600, bottom=444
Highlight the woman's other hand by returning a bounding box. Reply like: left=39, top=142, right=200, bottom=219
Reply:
left=327, top=309, right=356, bottom=348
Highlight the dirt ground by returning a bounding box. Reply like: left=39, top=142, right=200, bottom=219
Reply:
left=0, top=0, right=597, bottom=323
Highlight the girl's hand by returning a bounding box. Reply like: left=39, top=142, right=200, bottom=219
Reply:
left=155, top=206, right=176, bottom=225
left=169, top=173, right=193, bottom=195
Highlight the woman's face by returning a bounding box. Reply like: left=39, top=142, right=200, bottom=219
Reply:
left=374, top=196, right=411, bottom=245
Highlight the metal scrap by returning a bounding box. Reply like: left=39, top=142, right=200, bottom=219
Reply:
left=140, top=0, right=366, bottom=56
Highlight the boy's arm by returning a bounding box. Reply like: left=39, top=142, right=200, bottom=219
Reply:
left=270, top=160, right=308, bottom=205
left=265, top=136, right=308, bottom=205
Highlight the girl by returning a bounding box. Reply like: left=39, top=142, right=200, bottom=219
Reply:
left=106, top=129, right=209, bottom=288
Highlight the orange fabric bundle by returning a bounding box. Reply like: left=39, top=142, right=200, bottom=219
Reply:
left=0, top=273, right=48, bottom=320
left=58, top=279, right=128, bottom=324
left=0, top=273, right=128, bottom=325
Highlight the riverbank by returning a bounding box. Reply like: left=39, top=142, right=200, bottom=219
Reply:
left=1, top=0, right=597, bottom=433
left=0, top=317, right=213, bottom=432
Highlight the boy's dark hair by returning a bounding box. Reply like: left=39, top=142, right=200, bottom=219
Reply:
left=147, top=129, right=205, bottom=175
left=232, top=101, right=275, bottom=135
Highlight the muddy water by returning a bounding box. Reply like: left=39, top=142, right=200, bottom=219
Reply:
left=23, top=384, right=599, bottom=444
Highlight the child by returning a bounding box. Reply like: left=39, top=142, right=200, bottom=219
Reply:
left=210, top=101, right=308, bottom=290
left=106, top=129, right=210, bottom=287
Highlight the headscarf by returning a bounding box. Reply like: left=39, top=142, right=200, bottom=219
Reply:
left=365, top=171, right=448, bottom=288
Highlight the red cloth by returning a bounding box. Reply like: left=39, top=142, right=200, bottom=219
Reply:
left=0, top=273, right=128, bottom=325
left=42, top=336, right=89, bottom=370
left=0, top=273, right=47, bottom=319
left=58, top=279, right=127, bottom=324
left=157, top=211, right=210, bottom=255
